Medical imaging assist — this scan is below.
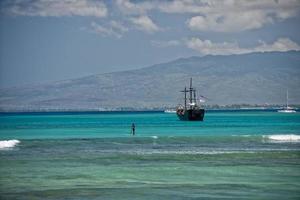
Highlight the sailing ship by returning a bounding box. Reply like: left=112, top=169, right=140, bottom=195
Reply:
left=278, top=90, right=296, bottom=113
left=176, top=78, right=205, bottom=121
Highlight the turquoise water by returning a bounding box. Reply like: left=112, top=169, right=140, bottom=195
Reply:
left=0, top=111, right=300, bottom=199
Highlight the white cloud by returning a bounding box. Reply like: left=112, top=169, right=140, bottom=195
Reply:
left=115, top=0, right=300, bottom=32
left=3, top=0, right=107, bottom=17
left=130, top=15, right=160, bottom=33
left=115, top=0, right=207, bottom=15
left=254, top=38, right=300, bottom=52
left=186, top=37, right=300, bottom=55
left=187, top=11, right=274, bottom=32
left=182, top=0, right=300, bottom=32
left=158, top=0, right=208, bottom=14
left=151, top=40, right=181, bottom=48
left=90, top=21, right=128, bottom=38
left=115, top=0, right=155, bottom=15
left=2, top=0, right=300, bottom=34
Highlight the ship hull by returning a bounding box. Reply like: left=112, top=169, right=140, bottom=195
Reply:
left=176, top=109, right=205, bottom=121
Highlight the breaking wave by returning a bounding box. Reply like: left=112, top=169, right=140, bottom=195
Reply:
left=264, top=134, right=300, bottom=142
left=0, top=140, right=20, bottom=149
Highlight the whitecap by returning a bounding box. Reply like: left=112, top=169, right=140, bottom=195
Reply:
left=132, top=149, right=251, bottom=155
left=151, top=136, right=158, bottom=139
left=264, top=134, right=300, bottom=142
left=231, top=135, right=251, bottom=137
left=0, top=140, right=20, bottom=149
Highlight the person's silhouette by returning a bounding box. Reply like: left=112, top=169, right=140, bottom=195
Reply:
left=131, top=123, right=135, bottom=136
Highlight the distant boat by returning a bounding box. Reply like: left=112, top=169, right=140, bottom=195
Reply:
left=164, top=109, right=176, bottom=113
left=176, top=78, right=205, bottom=121
left=278, top=90, right=296, bottom=113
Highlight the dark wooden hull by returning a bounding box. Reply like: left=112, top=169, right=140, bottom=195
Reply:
left=176, top=109, right=205, bottom=121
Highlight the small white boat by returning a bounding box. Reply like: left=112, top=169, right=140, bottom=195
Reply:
left=164, top=109, right=176, bottom=113
left=278, top=90, right=296, bottom=113
left=278, top=108, right=296, bottom=113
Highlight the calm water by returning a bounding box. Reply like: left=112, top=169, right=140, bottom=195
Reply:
left=0, top=111, right=300, bottom=199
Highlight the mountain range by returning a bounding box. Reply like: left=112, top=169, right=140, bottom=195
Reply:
left=1, top=51, right=300, bottom=111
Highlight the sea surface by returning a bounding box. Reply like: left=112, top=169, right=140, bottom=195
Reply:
left=0, top=110, right=300, bottom=199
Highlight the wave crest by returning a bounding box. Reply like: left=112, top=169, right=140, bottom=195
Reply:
left=0, top=140, right=20, bottom=149
left=264, top=134, right=300, bottom=142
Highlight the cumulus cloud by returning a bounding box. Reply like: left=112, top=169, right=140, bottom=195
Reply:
left=158, top=0, right=208, bottom=14
left=185, top=37, right=300, bottom=55
left=115, top=0, right=155, bottom=15
left=1, top=0, right=107, bottom=17
left=115, top=0, right=300, bottom=32
left=183, top=0, right=300, bottom=32
left=115, top=0, right=206, bottom=14
left=130, top=15, right=160, bottom=33
left=90, top=21, right=128, bottom=38
left=187, top=11, right=274, bottom=32
left=2, top=0, right=300, bottom=34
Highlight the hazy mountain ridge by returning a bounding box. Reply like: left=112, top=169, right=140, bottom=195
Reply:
left=1, top=51, right=300, bottom=111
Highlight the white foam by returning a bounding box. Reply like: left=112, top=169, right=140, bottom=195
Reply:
left=133, top=150, right=251, bottom=155
left=264, top=134, right=300, bottom=142
left=231, top=135, right=251, bottom=137
left=151, top=136, right=158, bottom=139
left=0, top=140, right=20, bottom=149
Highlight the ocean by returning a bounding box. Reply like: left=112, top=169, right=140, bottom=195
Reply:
left=0, top=110, right=300, bottom=199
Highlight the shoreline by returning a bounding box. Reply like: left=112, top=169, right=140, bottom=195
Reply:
left=1, top=108, right=299, bottom=115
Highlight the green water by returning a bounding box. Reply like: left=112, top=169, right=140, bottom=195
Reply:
left=0, top=111, right=300, bottom=199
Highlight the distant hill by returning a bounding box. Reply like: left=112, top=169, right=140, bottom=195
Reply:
left=1, top=51, right=300, bottom=111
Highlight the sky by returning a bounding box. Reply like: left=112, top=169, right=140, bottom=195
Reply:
left=0, top=0, right=300, bottom=88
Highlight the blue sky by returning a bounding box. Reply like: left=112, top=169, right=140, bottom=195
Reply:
left=0, top=0, right=300, bottom=88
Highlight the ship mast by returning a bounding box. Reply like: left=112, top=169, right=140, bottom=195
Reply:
left=181, top=87, right=188, bottom=110
left=181, top=78, right=197, bottom=110
left=286, top=89, right=289, bottom=109
left=193, top=88, right=196, bottom=105
left=184, top=87, right=187, bottom=110
left=189, top=78, right=193, bottom=109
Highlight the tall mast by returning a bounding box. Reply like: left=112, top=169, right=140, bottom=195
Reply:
left=189, top=78, right=193, bottom=108
left=287, top=89, right=289, bottom=109
left=193, top=89, right=196, bottom=104
left=184, top=87, right=187, bottom=110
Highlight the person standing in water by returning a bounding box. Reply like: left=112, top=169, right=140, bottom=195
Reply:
left=131, top=123, right=135, bottom=136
